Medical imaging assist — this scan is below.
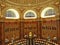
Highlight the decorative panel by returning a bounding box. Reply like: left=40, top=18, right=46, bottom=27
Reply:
left=4, top=22, right=20, bottom=41
left=42, top=20, right=58, bottom=39
left=20, top=21, right=41, bottom=38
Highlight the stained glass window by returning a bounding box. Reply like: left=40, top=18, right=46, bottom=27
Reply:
left=25, top=12, right=35, bottom=17
left=5, top=9, right=19, bottom=19
left=45, top=9, right=55, bottom=16
left=41, top=7, right=56, bottom=18
left=24, top=10, right=37, bottom=19
left=5, top=11, right=16, bottom=17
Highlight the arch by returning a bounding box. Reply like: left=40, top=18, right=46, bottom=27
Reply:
left=41, top=7, right=56, bottom=18
left=24, top=10, right=37, bottom=19
left=5, top=9, right=19, bottom=19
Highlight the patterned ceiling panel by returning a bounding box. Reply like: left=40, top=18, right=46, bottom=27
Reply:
left=5, top=0, right=54, bottom=6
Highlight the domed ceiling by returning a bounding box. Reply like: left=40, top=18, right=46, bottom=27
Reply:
left=5, top=0, right=54, bottom=6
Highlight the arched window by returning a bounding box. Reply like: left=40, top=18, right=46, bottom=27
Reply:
left=41, top=7, right=56, bottom=18
left=24, top=10, right=37, bottom=19
left=5, top=9, right=19, bottom=19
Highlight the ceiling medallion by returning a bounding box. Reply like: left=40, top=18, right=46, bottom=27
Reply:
left=5, top=0, right=53, bottom=6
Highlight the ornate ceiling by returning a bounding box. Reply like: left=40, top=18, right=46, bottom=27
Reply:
left=5, top=0, right=55, bottom=6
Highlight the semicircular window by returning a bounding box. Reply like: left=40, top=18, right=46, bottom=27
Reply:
left=41, top=7, right=56, bottom=18
left=24, top=10, right=37, bottom=19
left=45, top=9, right=55, bottom=16
left=5, top=9, right=19, bottom=19
left=25, top=12, right=35, bottom=17
left=6, top=11, right=16, bottom=17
